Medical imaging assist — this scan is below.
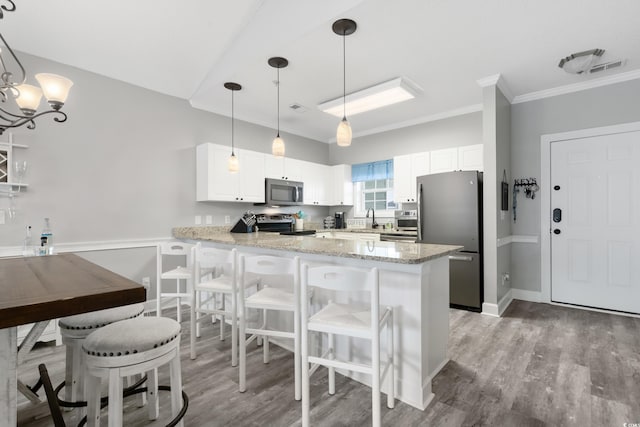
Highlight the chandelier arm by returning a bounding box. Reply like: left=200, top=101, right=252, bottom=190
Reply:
left=0, top=32, right=26, bottom=86
left=0, top=1, right=16, bottom=19
left=0, top=108, right=66, bottom=133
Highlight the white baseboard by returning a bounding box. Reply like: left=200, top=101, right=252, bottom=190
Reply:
left=482, top=289, right=513, bottom=317
left=511, top=288, right=543, bottom=303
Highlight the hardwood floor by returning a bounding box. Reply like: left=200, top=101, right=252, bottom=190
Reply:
left=18, top=300, right=640, bottom=426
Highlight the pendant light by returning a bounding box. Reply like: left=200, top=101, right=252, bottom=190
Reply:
left=224, top=82, right=241, bottom=173
left=332, top=19, right=357, bottom=147
left=268, top=57, right=288, bottom=157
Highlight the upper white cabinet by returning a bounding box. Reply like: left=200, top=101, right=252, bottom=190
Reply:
left=265, top=155, right=304, bottom=181
left=331, top=164, right=353, bottom=206
left=430, top=148, right=459, bottom=174
left=458, top=144, right=483, bottom=171
left=302, top=161, right=331, bottom=205
left=394, top=152, right=429, bottom=203
left=196, top=143, right=265, bottom=203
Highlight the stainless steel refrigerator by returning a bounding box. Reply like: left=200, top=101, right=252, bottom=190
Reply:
left=416, top=171, right=483, bottom=311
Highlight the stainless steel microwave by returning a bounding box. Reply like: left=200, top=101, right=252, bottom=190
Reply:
left=264, top=178, right=304, bottom=206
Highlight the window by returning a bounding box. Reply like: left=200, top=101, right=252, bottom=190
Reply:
left=354, top=178, right=397, bottom=217
left=351, top=159, right=396, bottom=218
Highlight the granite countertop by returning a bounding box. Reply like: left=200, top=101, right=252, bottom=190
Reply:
left=317, top=228, right=417, bottom=236
left=173, top=226, right=460, bottom=264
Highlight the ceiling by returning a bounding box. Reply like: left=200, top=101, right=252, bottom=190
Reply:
left=3, top=0, right=639, bottom=143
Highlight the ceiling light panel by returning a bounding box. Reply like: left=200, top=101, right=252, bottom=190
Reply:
left=319, top=77, right=420, bottom=117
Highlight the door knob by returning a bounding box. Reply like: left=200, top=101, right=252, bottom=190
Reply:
left=553, top=229, right=561, bottom=235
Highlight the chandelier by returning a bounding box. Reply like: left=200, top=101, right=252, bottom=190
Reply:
left=0, top=1, right=73, bottom=135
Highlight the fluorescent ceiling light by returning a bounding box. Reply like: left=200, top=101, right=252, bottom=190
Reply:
left=319, top=77, right=420, bottom=118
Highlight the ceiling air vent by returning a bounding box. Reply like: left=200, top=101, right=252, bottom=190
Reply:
left=588, top=59, right=626, bottom=74
left=289, top=103, right=307, bottom=113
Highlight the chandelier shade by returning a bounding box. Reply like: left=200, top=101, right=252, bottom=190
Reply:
left=0, top=2, right=73, bottom=134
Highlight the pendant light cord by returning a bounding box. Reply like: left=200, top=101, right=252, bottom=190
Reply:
left=231, top=90, right=235, bottom=155
left=342, top=31, right=346, bottom=121
left=277, top=67, right=280, bottom=137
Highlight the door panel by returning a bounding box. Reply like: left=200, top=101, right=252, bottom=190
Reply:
left=551, top=130, right=640, bottom=314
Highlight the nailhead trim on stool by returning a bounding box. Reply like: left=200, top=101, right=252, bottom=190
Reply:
left=59, top=303, right=145, bottom=334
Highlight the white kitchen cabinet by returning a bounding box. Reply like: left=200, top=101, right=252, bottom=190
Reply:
left=458, top=144, right=483, bottom=171
left=196, top=143, right=265, bottom=203
left=331, top=164, right=353, bottom=206
left=265, top=155, right=304, bottom=181
left=393, top=152, right=429, bottom=203
left=430, top=147, right=459, bottom=174
left=302, top=161, right=331, bottom=205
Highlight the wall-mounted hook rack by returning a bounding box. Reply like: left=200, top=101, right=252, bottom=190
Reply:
left=513, top=177, right=539, bottom=222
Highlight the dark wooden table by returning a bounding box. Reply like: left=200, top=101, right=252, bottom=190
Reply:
left=0, top=253, right=146, bottom=426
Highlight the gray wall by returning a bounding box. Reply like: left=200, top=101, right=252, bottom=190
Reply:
left=496, top=89, right=512, bottom=301
left=327, top=112, right=482, bottom=165
left=0, top=53, right=329, bottom=287
left=510, top=78, right=640, bottom=293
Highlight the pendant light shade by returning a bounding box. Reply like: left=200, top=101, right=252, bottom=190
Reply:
left=224, top=82, right=242, bottom=173
left=336, top=117, right=352, bottom=147
left=272, top=136, right=285, bottom=156
left=333, top=19, right=357, bottom=147
left=268, top=57, right=288, bottom=157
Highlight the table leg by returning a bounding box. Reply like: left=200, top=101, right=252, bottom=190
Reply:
left=0, top=327, right=18, bottom=427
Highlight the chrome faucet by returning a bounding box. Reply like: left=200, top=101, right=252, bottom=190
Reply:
left=366, top=208, right=378, bottom=229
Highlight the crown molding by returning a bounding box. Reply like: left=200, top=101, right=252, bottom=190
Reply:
left=512, top=69, right=640, bottom=104
left=477, top=73, right=514, bottom=103
left=327, top=104, right=483, bottom=144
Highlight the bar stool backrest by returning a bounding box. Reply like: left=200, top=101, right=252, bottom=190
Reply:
left=194, top=244, right=236, bottom=278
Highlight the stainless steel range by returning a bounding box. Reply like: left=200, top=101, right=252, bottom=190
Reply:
left=395, top=210, right=417, bottom=231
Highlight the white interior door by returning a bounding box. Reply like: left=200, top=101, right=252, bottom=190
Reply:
left=551, top=130, right=640, bottom=314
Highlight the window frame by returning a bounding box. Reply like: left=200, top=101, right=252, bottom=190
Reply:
left=353, top=178, right=397, bottom=218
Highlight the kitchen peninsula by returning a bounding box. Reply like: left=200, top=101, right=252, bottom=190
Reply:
left=173, top=226, right=460, bottom=410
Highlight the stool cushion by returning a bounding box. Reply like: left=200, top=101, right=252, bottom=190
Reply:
left=59, top=303, right=145, bottom=331
left=83, top=317, right=181, bottom=357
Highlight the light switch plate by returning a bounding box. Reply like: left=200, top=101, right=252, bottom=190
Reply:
left=195, top=215, right=202, bottom=225
left=205, top=215, right=213, bottom=225
left=224, top=215, right=231, bottom=224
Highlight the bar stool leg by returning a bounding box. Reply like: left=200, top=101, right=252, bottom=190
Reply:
left=85, top=373, right=101, bottom=427
left=219, top=293, right=225, bottom=341
left=372, top=332, right=381, bottom=427
left=147, top=368, right=159, bottom=420
left=239, top=309, right=246, bottom=392
left=231, top=291, right=238, bottom=367
left=328, top=333, right=335, bottom=395
left=301, top=325, right=310, bottom=427
left=190, top=295, right=197, bottom=360
left=169, top=351, right=184, bottom=427
left=108, top=369, right=124, bottom=427
left=387, top=309, right=395, bottom=409
left=262, top=309, right=270, bottom=363
left=294, top=306, right=301, bottom=401
left=175, top=279, right=182, bottom=324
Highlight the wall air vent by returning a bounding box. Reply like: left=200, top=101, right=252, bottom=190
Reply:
left=588, top=59, right=626, bottom=74
left=289, top=103, right=307, bottom=113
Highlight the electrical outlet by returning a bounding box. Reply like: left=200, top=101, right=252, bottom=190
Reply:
left=142, top=277, right=151, bottom=290
left=205, top=215, right=213, bottom=225
left=195, top=215, right=202, bottom=225
left=224, top=215, right=231, bottom=224
left=501, top=272, right=510, bottom=286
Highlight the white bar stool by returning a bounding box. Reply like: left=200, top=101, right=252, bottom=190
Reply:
left=238, top=254, right=301, bottom=400
left=58, top=303, right=145, bottom=407
left=83, top=316, right=186, bottom=427
left=190, top=244, right=259, bottom=363
left=157, top=241, right=193, bottom=323
left=300, top=265, right=394, bottom=427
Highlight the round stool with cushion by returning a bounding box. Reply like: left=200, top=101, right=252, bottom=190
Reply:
left=59, top=303, right=145, bottom=406
left=83, top=316, right=186, bottom=427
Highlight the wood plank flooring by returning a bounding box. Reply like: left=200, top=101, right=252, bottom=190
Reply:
left=17, top=300, right=640, bottom=426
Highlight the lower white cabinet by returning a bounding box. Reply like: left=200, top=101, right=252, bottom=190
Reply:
left=196, top=143, right=265, bottom=203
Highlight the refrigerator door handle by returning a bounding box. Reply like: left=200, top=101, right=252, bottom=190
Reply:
left=449, top=254, right=474, bottom=262
left=417, top=183, right=423, bottom=241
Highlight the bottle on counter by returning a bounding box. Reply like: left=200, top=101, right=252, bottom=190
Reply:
left=22, top=225, right=34, bottom=256
left=39, top=218, right=54, bottom=256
